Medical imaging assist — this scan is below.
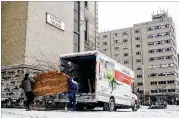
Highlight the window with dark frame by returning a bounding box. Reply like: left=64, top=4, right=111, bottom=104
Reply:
left=103, top=49, right=107, bottom=52
left=136, top=59, right=141, bottom=62
left=158, top=81, right=166, bottom=84
left=151, top=90, right=158, bottom=93
left=103, top=35, right=107, bottom=38
left=134, top=30, right=140, bottom=33
left=137, top=74, right=142, bottom=78
left=114, top=47, right=119, bottom=50
left=124, top=60, right=129, bottom=64
left=84, top=19, right=88, bottom=41
left=136, top=44, right=140, bottom=48
left=150, top=81, right=157, bottom=85
left=137, top=82, right=143, bottom=86
left=136, top=51, right=141, bottom=55
left=135, top=37, right=140, bottom=40
left=137, top=66, right=142, bottom=70
left=123, top=32, right=128, bottom=36
left=123, top=39, right=128, bottom=43
left=74, top=1, right=80, bottom=52
left=167, top=80, right=175, bottom=84
left=124, top=53, right=128, bottom=56
left=103, top=42, right=107, bottom=45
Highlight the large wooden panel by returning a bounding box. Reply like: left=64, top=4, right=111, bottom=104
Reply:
left=33, top=70, right=70, bottom=97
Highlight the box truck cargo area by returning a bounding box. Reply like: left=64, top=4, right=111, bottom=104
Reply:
left=60, top=54, right=96, bottom=94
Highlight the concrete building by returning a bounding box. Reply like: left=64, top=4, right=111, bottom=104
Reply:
left=2, top=1, right=98, bottom=69
left=1, top=1, right=98, bottom=99
left=98, top=12, right=179, bottom=103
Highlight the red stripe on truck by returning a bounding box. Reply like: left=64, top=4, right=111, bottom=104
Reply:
left=115, top=70, right=133, bottom=85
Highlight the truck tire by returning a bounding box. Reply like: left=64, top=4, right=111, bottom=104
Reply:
left=76, top=104, right=85, bottom=111
left=132, top=103, right=138, bottom=111
left=109, top=98, right=116, bottom=112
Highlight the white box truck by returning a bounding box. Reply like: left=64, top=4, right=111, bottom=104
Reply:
left=55, top=51, right=138, bottom=111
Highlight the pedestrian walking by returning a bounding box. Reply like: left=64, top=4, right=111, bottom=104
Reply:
left=20, top=73, right=35, bottom=111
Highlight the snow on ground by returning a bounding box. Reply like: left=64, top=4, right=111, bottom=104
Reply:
left=1, top=105, right=179, bottom=118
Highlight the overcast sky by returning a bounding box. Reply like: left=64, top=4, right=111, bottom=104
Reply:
left=98, top=2, right=179, bottom=53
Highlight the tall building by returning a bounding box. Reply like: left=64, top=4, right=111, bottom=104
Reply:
left=2, top=1, right=98, bottom=69
left=98, top=12, right=179, bottom=103
left=1, top=1, right=98, bottom=99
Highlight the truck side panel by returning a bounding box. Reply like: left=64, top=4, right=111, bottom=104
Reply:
left=96, top=53, right=134, bottom=106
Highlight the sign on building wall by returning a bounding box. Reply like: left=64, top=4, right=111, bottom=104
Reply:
left=46, top=13, right=65, bottom=31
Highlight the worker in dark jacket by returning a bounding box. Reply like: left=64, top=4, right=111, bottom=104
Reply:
left=66, top=78, right=78, bottom=111
left=20, top=73, right=35, bottom=111
left=65, top=61, right=75, bottom=78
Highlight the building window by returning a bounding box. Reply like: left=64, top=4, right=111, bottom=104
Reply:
left=158, top=81, right=166, bottom=84
left=136, top=51, right=141, bottom=55
left=114, top=40, right=119, bottom=43
left=167, top=80, right=175, bottom=84
left=84, top=19, right=88, bottom=41
left=151, top=90, right=158, bottom=93
left=74, top=21, right=79, bottom=32
left=103, top=42, right=107, bottom=46
left=74, top=44, right=79, bottom=52
left=103, top=35, right=107, bottom=38
left=137, top=82, right=143, bottom=86
left=147, top=32, right=172, bottom=39
left=136, top=59, right=141, bottom=62
left=168, top=89, right=175, bottom=92
left=134, top=30, right=139, bottom=33
left=156, top=49, right=163, bottom=52
left=114, top=33, right=118, bottom=37
left=84, top=1, right=88, bottom=8
left=123, top=32, right=128, bottom=36
left=103, top=49, right=107, bottom=52
left=149, top=72, right=176, bottom=78
left=149, top=56, right=175, bottom=62
left=148, top=42, right=154, bottom=46
left=114, top=47, right=119, bottom=50
left=124, top=53, right=128, bottom=56
left=148, top=50, right=155, bottom=53
left=123, top=39, right=128, bottom=43
left=74, top=33, right=80, bottom=52
left=149, top=57, right=155, bottom=61
left=74, top=10, right=79, bottom=22
left=149, top=63, right=177, bottom=70
left=123, top=46, right=128, bottom=49
left=147, top=24, right=171, bottom=31
left=148, top=40, right=173, bottom=47
left=136, top=66, right=142, bottom=70
left=135, top=37, right=140, bottom=40
left=137, top=74, right=142, bottom=78
left=136, top=44, right=140, bottom=48
left=74, top=1, right=80, bottom=11
left=150, top=81, right=157, bottom=85
left=74, top=1, right=80, bottom=52
left=124, top=60, right=129, bottom=64
left=159, top=89, right=167, bottom=93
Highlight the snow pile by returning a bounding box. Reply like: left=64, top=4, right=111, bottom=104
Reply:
left=1, top=105, right=179, bottom=118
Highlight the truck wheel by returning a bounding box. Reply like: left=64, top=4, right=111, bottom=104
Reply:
left=109, top=98, right=116, bottom=112
left=132, top=103, right=138, bottom=111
